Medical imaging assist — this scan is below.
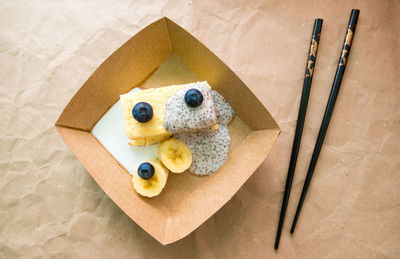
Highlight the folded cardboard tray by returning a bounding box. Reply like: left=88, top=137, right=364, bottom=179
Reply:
left=55, top=17, right=280, bottom=245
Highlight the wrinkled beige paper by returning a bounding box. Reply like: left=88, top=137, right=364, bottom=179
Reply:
left=1, top=0, right=399, bottom=258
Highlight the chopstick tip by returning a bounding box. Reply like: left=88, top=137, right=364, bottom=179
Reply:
left=274, top=231, right=281, bottom=249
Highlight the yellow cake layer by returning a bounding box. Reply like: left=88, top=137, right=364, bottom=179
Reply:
left=120, top=85, right=185, bottom=146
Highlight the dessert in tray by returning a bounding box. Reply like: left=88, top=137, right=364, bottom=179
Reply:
left=120, top=81, right=235, bottom=197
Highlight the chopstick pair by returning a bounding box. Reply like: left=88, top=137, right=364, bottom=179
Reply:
left=274, top=9, right=360, bottom=250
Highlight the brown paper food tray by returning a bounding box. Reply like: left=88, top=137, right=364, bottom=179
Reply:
left=55, top=17, right=280, bottom=245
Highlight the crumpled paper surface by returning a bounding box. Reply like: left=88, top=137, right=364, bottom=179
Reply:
left=1, top=0, right=399, bottom=258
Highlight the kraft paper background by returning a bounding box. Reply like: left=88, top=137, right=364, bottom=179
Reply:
left=1, top=0, right=399, bottom=258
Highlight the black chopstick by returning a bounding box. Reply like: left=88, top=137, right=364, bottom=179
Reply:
left=290, top=9, right=360, bottom=234
left=274, top=18, right=323, bottom=250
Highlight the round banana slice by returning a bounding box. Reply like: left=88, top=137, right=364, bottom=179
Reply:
left=158, top=138, right=192, bottom=173
left=132, top=159, right=169, bottom=197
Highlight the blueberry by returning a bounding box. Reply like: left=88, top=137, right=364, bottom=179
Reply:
left=184, top=89, right=203, bottom=107
left=132, top=102, right=153, bottom=123
left=138, top=162, right=155, bottom=180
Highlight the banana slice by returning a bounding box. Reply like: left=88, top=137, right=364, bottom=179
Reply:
left=132, top=159, right=169, bottom=197
left=158, top=138, right=192, bottom=173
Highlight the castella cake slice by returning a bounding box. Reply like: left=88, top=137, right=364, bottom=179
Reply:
left=120, top=85, right=185, bottom=146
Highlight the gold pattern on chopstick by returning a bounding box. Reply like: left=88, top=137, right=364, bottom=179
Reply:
left=305, top=38, right=318, bottom=77
left=339, top=26, right=353, bottom=67
left=310, top=38, right=318, bottom=58
left=345, top=26, right=353, bottom=46
left=306, top=60, right=314, bottom=77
